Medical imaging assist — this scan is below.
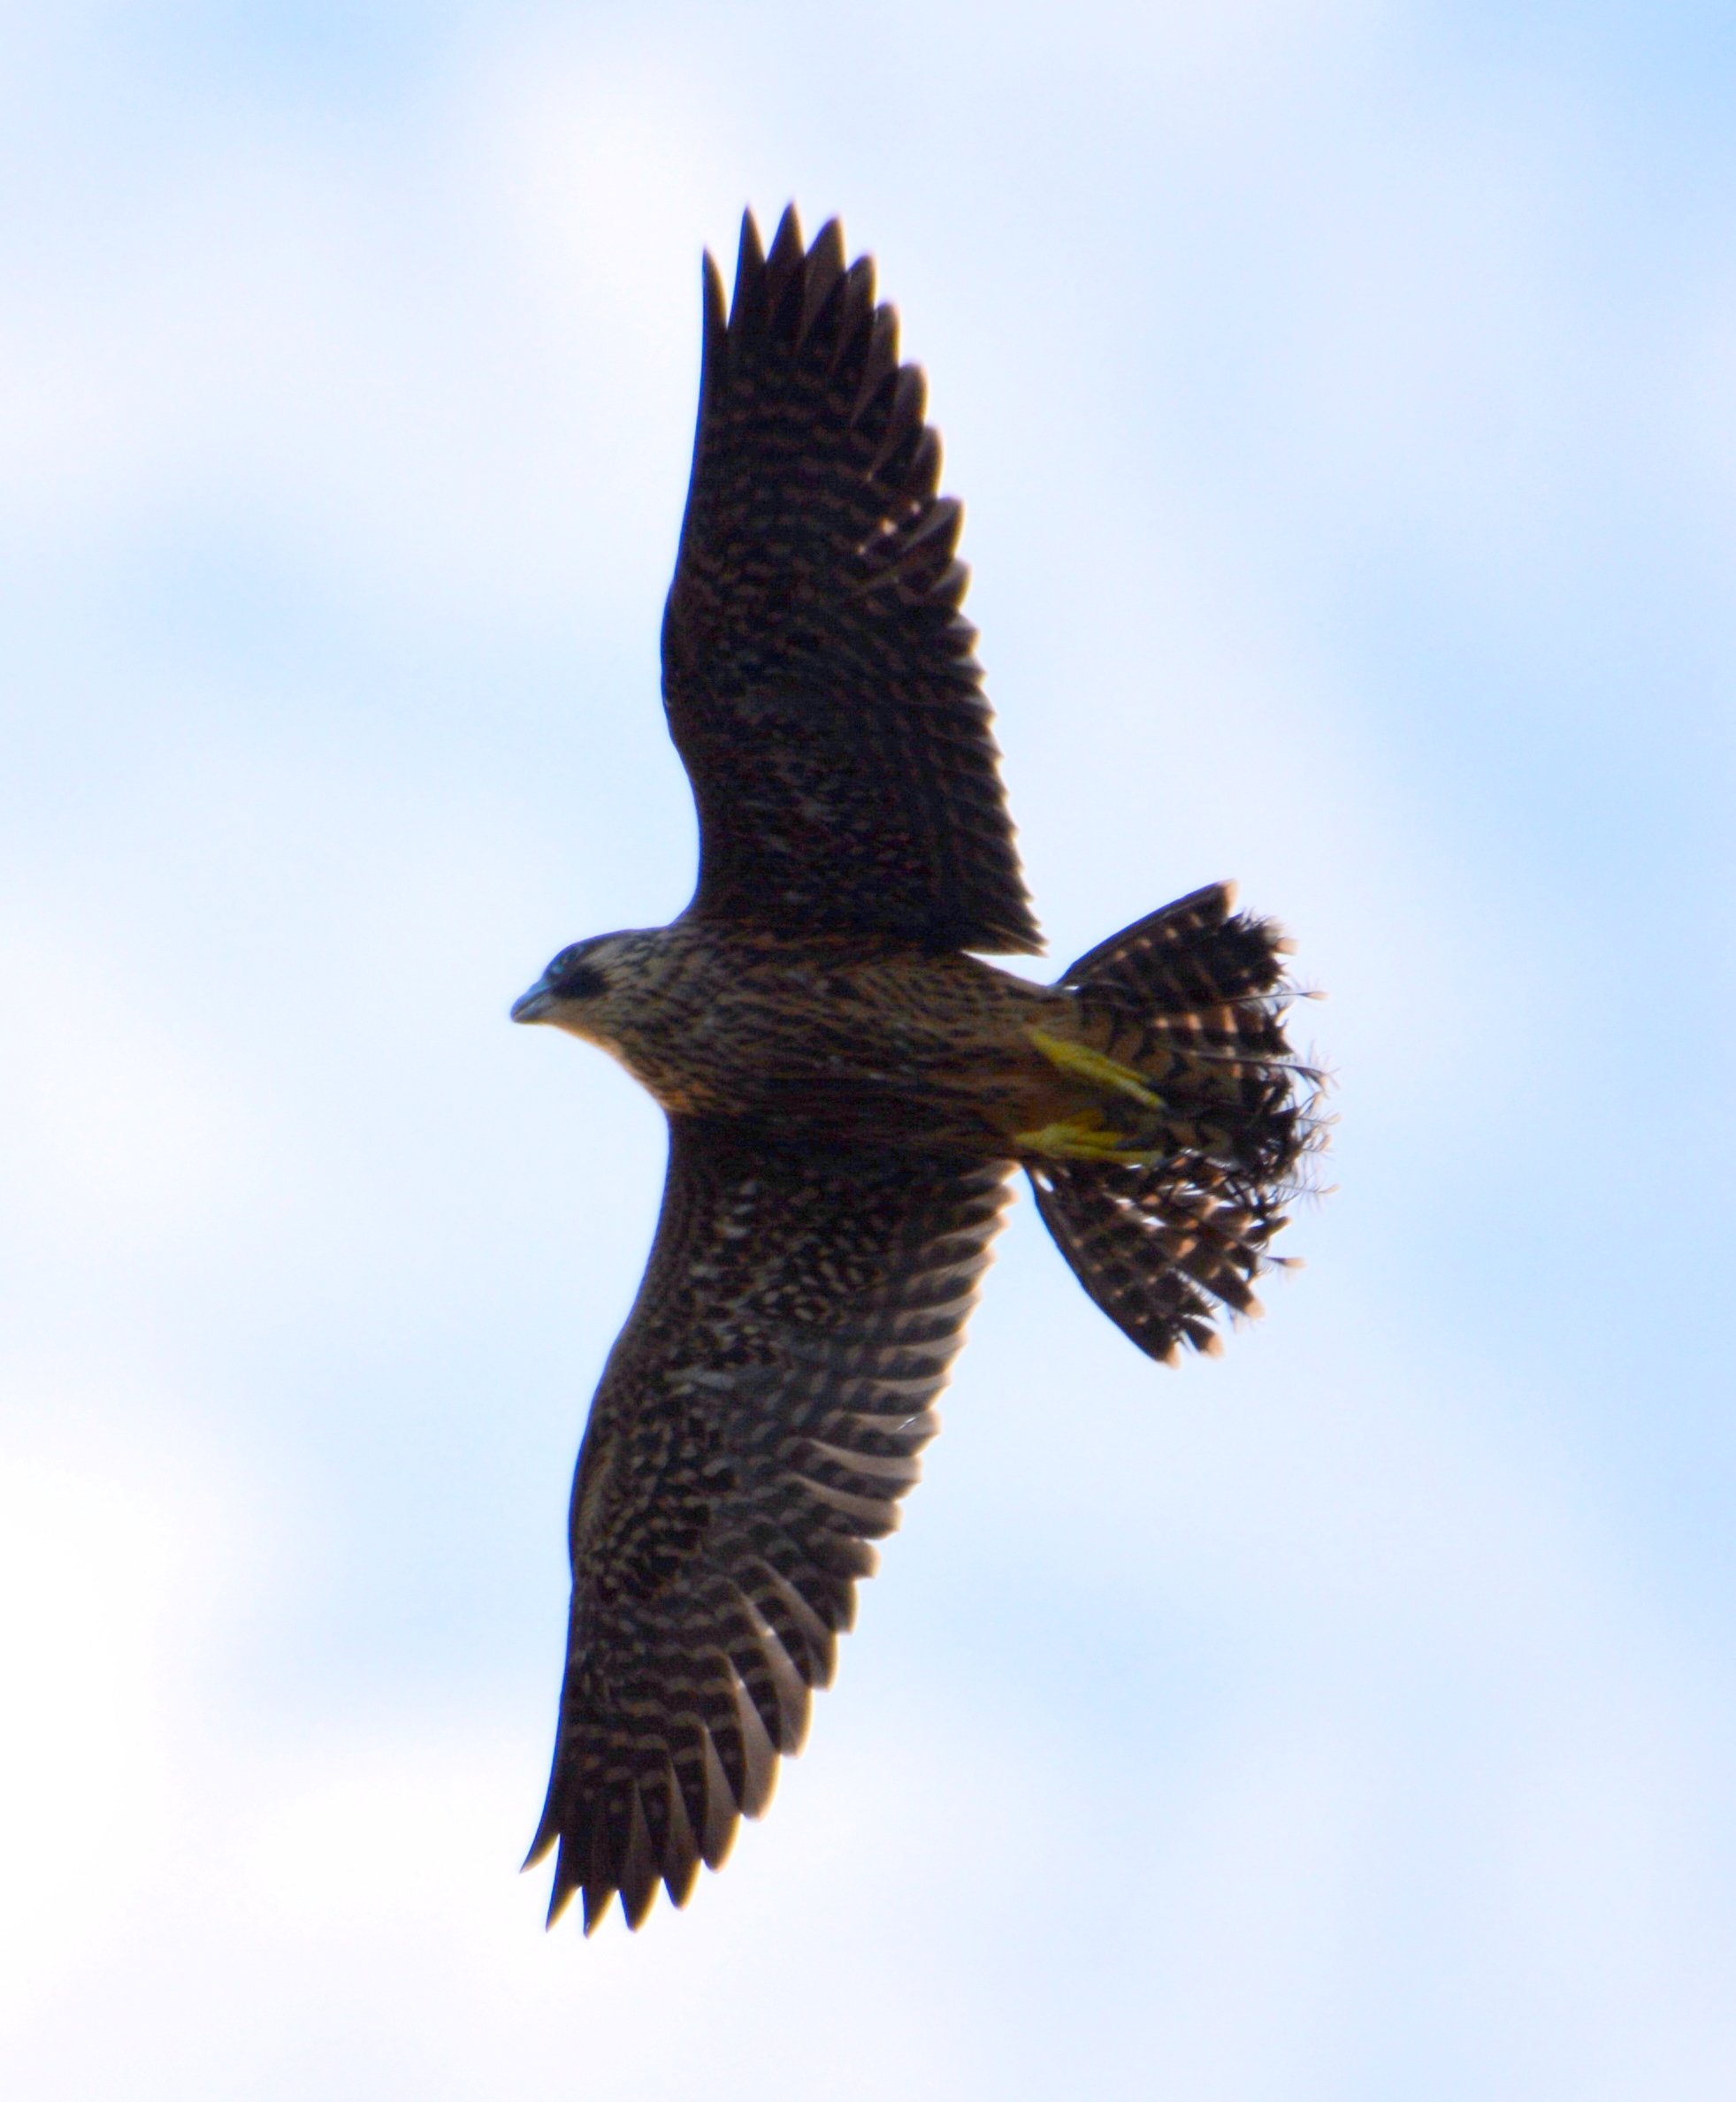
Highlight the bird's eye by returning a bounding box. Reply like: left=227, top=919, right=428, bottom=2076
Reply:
left=549, top=953, right=607, bottom=1001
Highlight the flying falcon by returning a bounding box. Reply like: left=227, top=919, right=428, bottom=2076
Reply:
left=512, top=205, right=1321, bottom=1934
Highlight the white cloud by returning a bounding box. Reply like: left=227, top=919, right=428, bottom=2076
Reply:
left=0, top=1442, right=218, bottom=2029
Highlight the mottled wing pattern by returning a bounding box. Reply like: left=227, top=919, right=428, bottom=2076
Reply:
left=1031, top=884, right=1320, bottom=1363
left=662, top=204, right=1041, bottom=955
left=525, top=1120, right=1011, bottom=1933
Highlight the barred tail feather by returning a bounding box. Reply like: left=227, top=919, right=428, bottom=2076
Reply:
left=1034, top=882, right=1324, bottom=1364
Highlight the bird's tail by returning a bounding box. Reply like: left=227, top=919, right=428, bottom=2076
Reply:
left=1027, top=883, right=1326, bottom=1363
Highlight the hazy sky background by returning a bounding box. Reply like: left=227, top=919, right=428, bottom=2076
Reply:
left=4, top=3, right=1734, bottom=2096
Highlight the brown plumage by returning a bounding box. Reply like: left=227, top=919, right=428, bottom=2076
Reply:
left=511, top=207, right=1324, bottom=1934
left=662, top=206, right=1038, bottom=956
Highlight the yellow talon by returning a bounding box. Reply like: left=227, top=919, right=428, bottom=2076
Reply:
left=1014, top=1113, right=1165, bottom=1166
left=1026, top=1028, right=1164, bottom=1110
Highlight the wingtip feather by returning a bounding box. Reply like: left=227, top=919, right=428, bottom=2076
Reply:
left=700, top=249, right=727, bottom=355
left=729, top=208, right=767, bottom=337
left=768, top=201, right=804, bottom=267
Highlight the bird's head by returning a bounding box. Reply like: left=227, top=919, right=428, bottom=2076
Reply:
left=510, top=931, right=647, bottom=1042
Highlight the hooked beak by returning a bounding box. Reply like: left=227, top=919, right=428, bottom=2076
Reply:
left=510, top=976, right=556, bottom=1024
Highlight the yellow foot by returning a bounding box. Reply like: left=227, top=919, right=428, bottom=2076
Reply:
left=1014, top=1111, right=1165, bottom=1166
left=1026, top=1028, right=1163, bottom=1111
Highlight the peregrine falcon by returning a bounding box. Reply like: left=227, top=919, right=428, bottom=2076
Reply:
left=511, top=206, right=1321, bottom=1933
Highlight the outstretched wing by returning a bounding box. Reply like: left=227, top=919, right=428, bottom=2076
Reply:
left=525, top=1120, right=1011, bottom=1933
left=662, top=204, right=1041, bottom=956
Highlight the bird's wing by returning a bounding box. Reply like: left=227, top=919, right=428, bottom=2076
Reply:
left=525, top=1118, right=1011, bottom=1933
left=661, top=204, right=1041, bottom=956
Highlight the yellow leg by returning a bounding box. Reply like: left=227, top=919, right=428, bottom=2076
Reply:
left=1014, top=1111, right=1166, bottom=1166
left=1026, top=1028, right=1164, bottom=1110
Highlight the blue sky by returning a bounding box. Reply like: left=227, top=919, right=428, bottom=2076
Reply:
left=3, top=4, right=1734, bottom=2096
